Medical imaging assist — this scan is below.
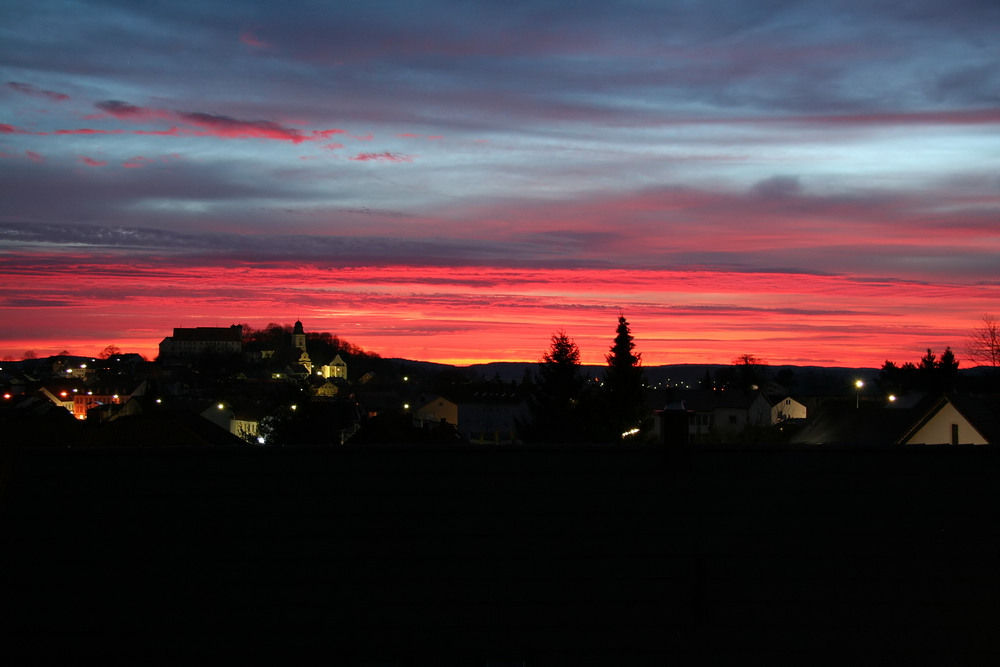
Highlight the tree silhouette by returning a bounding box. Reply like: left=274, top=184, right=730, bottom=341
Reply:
left=522, top=331, right=586, bottom=443
left=603, top=315, right=647, bottom=439
left=100, top=344, right=122, bottom=359
left=967, top=314, right=1000, bottom=369
left=936, top=346, right=960, bottom=393
left=880, top=348, right=960, bottom=394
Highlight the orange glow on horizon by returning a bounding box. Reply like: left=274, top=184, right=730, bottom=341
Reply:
left=2, top=261, right=995, bottom=369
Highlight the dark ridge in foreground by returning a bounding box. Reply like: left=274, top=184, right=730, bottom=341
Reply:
left=2, top=444, right=1000, bottom=664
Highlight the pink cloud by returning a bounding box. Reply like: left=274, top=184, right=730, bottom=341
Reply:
left=92, top=100, right=327, bottom=143
left=311, top=129, right=347, bottom=139
left=24, top=150, right=44, bottom=163
left=240, top=29, right=270, bottom=49
left=79, top=156, right=107, bottom=167
left=0, top=123, right=41, bottom=135
left=350, top=152, right=413, bottom=163
left=85, top=99, right=358, bottom=145
left=176, top=111, right=307, bottom=142
left=322, top=142, right=344, bottom=150
left=7, top=82, right=69, bottom=102
left=93, top=100, right=172, bottom=122
left=123, top=156, right=152, bottom=168
left=54, top=128, right=125, bottom=135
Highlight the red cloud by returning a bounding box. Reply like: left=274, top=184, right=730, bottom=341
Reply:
left=93, top=100, right=171, bottom=122
left=55, top=128, right=125, bottom=135
left=350, top=152, right=413, bottom=162
left=177, top=111, right=307, bottom=142
left=7, top=82, right=69, bottom=102
left=24, top=150, right=44, bottom=163
left=0, top=123, right=41, bottom=135
left=323, top=142, right=344, bottom=150
left=240, top=29, right=270, bottom=49
left=133, top=127, right=184, bottom=136
left=91, top=100, right=332, bottom=144
left=79, top=156, right=108, bottom=167
left=311, top=129, right=348, bottom=139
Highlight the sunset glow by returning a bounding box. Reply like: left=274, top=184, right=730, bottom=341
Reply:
left=2, top=1, right=999, bottom=367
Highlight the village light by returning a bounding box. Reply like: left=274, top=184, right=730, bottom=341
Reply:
left=855, top=380, right=864, bottom=408
left=888, top=394, right=897, bottom=402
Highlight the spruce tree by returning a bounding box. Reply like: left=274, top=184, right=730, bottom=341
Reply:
left=523, top=331, right=586, bottom=443
left=603, top=315, right=647, bottom=440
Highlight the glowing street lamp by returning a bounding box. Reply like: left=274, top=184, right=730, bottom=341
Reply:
left=855, top=380, right=864, bottom=408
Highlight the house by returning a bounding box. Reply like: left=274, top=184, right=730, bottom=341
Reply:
left=201, top=401, right=268, bottom=443
left=73, top=381, right=147, bottom=420
left=312, top=378, right=340, bottom=398
left=454, top=390, right=529, bottom=445
left=899, top=394, right=1000, bottom=445
left=794, top=394, right=1000, bottom=445
left=319, top=354, right=348, bottom=380
left=39, top=381, right=84, bottom=414
left=667, top=390, right=774, bottom=441
left=771, top=396, right=807, bottom=423
left=414, top=396, right=458, bottom=426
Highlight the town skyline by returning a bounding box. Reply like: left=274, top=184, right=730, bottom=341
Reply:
left=2, top=1, right=998, bottom=367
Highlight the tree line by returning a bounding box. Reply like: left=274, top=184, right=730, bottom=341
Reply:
left=519, top=315, right=649, bottom=443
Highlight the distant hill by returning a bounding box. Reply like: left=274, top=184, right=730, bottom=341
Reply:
left=386, top=359, right=884, bottom=396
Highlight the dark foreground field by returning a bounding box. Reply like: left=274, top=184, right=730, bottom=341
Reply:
left=2, top=443, right=1000, bottom=664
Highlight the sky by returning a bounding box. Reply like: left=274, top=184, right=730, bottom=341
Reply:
left=2, top=0, right=999, bottom=367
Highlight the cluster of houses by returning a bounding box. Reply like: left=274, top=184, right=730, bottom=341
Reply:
left=653, top=389, right=998, bottom=446
left=3, top=322, right=998, bottom=446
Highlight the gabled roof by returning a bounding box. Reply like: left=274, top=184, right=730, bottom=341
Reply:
left=898, top=394, right=1000, bottom=445
left=793, top=400, right=928, bottom=445
left=950, top=394, right=1000, bottom=443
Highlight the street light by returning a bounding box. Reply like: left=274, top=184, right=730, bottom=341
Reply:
left=855, top=380, right=864, bottom=408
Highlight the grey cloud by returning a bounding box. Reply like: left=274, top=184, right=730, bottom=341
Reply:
left=751, top=175, right=801, bottom=199
left=0, top=221, right=588, bottom=269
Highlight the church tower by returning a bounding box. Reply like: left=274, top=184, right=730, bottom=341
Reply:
left=292, top=320, right=307, bottom=353
left=292, top=320, right=312, bottom=375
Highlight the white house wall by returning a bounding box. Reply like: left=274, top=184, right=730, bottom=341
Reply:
left=905, top=402, right=987, bottom=445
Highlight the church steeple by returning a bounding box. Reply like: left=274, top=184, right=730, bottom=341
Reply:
left=292, top=320, right=306, bottom=353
